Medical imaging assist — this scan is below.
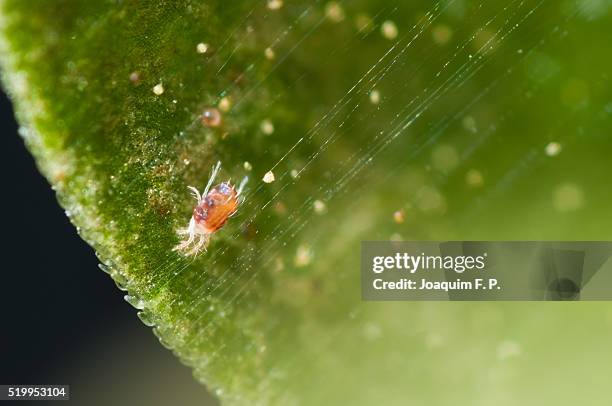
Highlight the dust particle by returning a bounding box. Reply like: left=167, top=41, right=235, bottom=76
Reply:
left=295, top=244, right=313, bottom=267
left=263, top=171, right=275, bottom=183
left=381, top=20, right=398, bottom=40
left=129, top=71, right=141, bottom=84
left=265, top=47, right=276, bottom=60
left=325, top=2, right=345, bottom=22
left=369, top=89, right=380, bottom=104
left=218, top=96, right=232, bottom=112
left=152, top=83, right=164, bottom=95
left=260, top=119, right=274, bottom=135
left=313, top=200, right=327, bottom=214
left=545, top=142, right=562, bottom=156
left=393, top=209, right=405, bottom=224
left=196, top=42, right=210, bottom=54
left=267, top=0, right=283, bottom=10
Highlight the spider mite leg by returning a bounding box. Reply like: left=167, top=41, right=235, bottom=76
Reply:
left=186, top=233, right=210, bottom=257
left=174, top=218, right=197, bottom=250
left=187, top=186, right=202, bottom=203
left=203, top=161, right=222, bottom=197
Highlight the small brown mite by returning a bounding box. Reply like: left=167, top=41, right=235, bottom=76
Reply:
left=193, top=183, right=239, bottom=233
left=201, top=108, right=222, bottom=127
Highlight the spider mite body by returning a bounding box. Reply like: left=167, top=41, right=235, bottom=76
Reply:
left=193, top=182, right=238, bottom=233
left=174, top=161, right=248, bottom=256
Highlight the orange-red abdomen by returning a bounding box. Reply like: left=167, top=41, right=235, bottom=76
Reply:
left=193, top=182, right=239, bottom=232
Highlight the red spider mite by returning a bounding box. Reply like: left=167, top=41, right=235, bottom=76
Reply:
left=174, top=161, right=248, bottom=256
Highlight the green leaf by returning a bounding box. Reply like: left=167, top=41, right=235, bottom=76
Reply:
left=2, top=0, right=612, bottom=404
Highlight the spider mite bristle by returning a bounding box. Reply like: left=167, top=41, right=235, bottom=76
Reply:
left=174, top=161, right=248, bottom=256
left=201, top=108, right=222, bottom=127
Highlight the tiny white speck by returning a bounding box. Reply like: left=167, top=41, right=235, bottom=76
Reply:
left=294, top=244, right=313, bottom=267
left=264, top=47, right=275, bottom=60
left=260, top=119, right=274, bottom=135
left=218, top=96, right=231, bottom=112
left=381, top=20, right=398, bottom=40
left=290, top=169, right=299, bottom=178
left=243, top=161, right=252, bottom=171
left=196, top=42, right=209, bottom=54
left=267, top=0, right=283, bottom=10
left=263, top=171, right=275, bottom=183
left=313, top=200, right=327, bottom=214
left=325, top=2, right=345, bottom=22
left=545, top=142, right=562, bottom=156
left=153, top=83, right=164, bottom=95
left=369, top=89, right=380, bottom=104
left=393, top=209, right=405, bottom=224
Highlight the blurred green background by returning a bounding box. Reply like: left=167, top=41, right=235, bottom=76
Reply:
left=1, top=0, right=611, bottom=404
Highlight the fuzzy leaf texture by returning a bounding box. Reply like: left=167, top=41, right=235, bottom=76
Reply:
left=1, top=0, right=612, bottom=405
